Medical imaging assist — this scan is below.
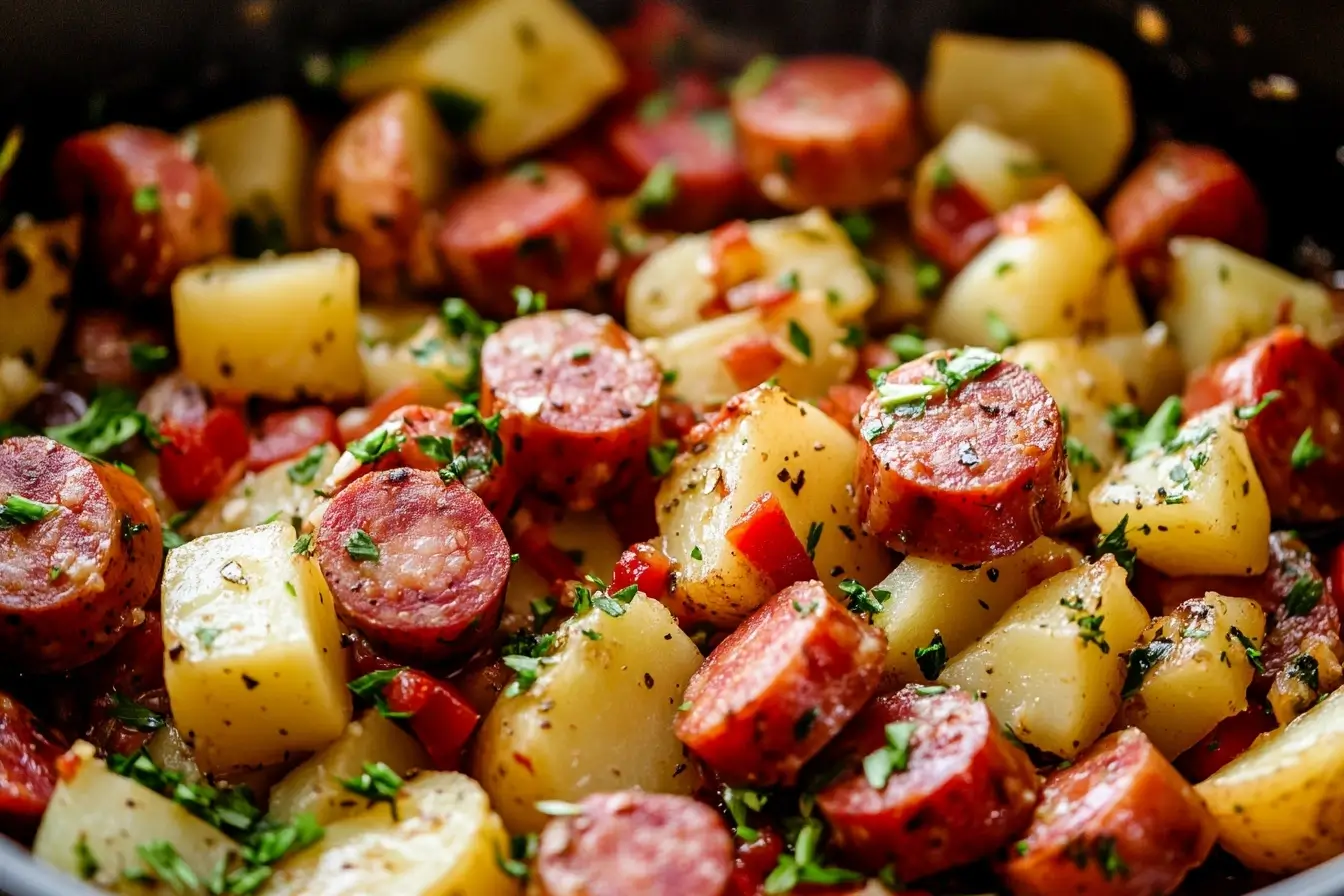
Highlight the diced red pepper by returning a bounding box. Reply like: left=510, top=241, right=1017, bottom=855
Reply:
left=158, top=406, right=250, bottom=507
left=720, top=336, right=786, bottom=391
left=725, top=492, right=818, bottom=591
left=248, top=407, right=342, bottom=471
left=707, top=220, right=765, bottom=293
left=511, top=499, right=580, bottom=587
left=727, top=827, right=784, bottom=896
left=612, top=541, right=675, bottom=600
left=384, top=669, right=481, bottom=770
left=724, top=280, right=796, bottom=314
left=1330, top=543, right=1344, bottom=605
left=1176, top=708, right=1276, bottom=783
left=913, top=179, right=998, bottom=274
left=337, top=382, right=422, bottom=445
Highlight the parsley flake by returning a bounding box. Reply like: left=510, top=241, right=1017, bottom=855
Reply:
left=914, top=632, right=947, bottom=680
left=345, top=529, right=379, bottom=563
left=0, top=494, right=58, bottom=529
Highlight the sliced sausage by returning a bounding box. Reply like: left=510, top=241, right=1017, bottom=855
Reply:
left=0, top=690, right=65, bottom=837
left=1184, top=326, right=1344, bottom=521
left=56, top=125, right=228, bottom=299
left=437, top=163, right=607, bottom=318
left=608, top=109, right=747, bottom=231
left=536, top=791, right=734, bottom=896
left=1176, top=708, right=1276, bottom=784
left=675, top=580, right=886, bottom=786
left=69, top=310, right=171, bottom=393
left=0, top=437, right=163, bottom=673
left=1003, top=728, right=1216, bottom=896
left=912, top=177, right=999, bottom=275
left=316, top=468, right=510, bottom=664
left=731, top=56, right=918, bottom=210
left=247, top=406, right=342, bottom=472
left=856, top=351, right=1068, bottom=564
left=1105, top=142, right=1266, bottom=294
left=816, top=685, right=1037, bottom=879
left=312, top=89, right=454, bottom=298
left=480, top=311, right=662, bottom=510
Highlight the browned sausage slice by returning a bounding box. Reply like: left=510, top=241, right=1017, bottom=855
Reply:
left=816, top=685, right=1038, bottom=879
left=1003, top=728, right=1216, bottom=896
left=316, top=468, right=510, bottom=664
left=0, top=690, right=65, bottom=837
left=0, top=436, right=163, bottom=673
left=536, top=791, right=734, bottom=896
left=480, top=310, right=662, bottom=510
left=674, top=580, right=886, bottom=787
left=731, top=56, right=918, bottom=210
left=436, top=163, right=606, bottom=318
left=856, top=349, right=1068, bottom=564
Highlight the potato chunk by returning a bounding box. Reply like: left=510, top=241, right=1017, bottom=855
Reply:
left=1197, top=689, right=1344, bottom=873
left=657, top=385, right=889, bottom=626
left=33, top=742, right=236, bottom=893
left=341, top=0, right=623, bottom=164
left=264, top=771, right=517, bottom=895
left=359, top=313, right=477, bottom=405
left=627, top=208, right=875, bottom=339
left=1088, top=322, right=1186, bottom=414
left=189, top=97, right=312, bottom=249
left=173, top=250, right=362, bottom=401
left=941, top=557, right=1149, bottom=758
left=269, top=710, right=431, bottom=825
left=1159, top=237, right=1343, bottom=372
left=923, top=33, right=1133, bottom=198
left=0, top=355, right=41, bottom=421
left=0, top=215, right=80, bottom=374
left=183, top=444, right=338, bottom=538
left=873, top=538, right=1081, bottom=684
left=161, top=522, right=351, bottom=772
left=1114, top=594, right=1267, bottom=758
left=1089, top=405, right=1271, bottom=577
left=473, top=595, right=703, bottom=833
left=928, top=187, right=1144, bottom=347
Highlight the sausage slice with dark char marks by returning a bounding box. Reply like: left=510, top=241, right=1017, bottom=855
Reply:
left=732, top=56, right=918, bottom=210
left=1003, top=728, right=1216, bottom=896
left=480, top=310, right=662, bottom=511
left=817, top=686, right=1037, bottom=879
left=674, top=580, right=885, bottom=787
left=0, top=690, right=65, bottom=837
left=856, top=350, right=1068, bottom=564
left=0, top=436, right=163, bottom=673
left=536, top=791, right=734, bottom=896
left=316, top=468, right=510, bottom=665
left=436, top=162, right=606, bottom=318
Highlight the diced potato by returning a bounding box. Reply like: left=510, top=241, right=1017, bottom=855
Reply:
left=360, top=315, right=476, bottom=405
left=942, top=557, right=1149, bottom=758
left=500, top=508, right=623, bottom=633
left=189, top=97, right=312, bottom=249
left=0, top=355, right=41, bottom=420
left=1089, top=405, right=1271, bottom=577
left=161, top=522, right=351, bottom=772
left=657, top=385, right=889, bottom=626
left=863, top=227, right=927, bottom=330
left=928, top=187, right=1145, bottom=347
left=0, top=215, right=80, bottom=373
left=1197, top=689, right=1344, bottom=873
left=269, top=710, right=431, bottom=825
left=1088, top=322, right=1186, bottom=414
left=145, top=725, right=204, bottom=783
left=264, top=771, right=517, bottom=895
left=873, top=537, right=1082, bottom=684
left=173, top=250, right=362, bottom=401
left=917, top=121, right=1057, bottom=216
left=627, top=208, right=875, bottom=339
left=473, top=595, right=703, bottom=833
left=1004, top=338, right=1131, bottom=527
left=33, top=742, right=237, bottom=893
left=1159, top=237, right=1344, bottom=372
left=341, top=0, right=623, bottom=164
left=1114, top=594, right=1266, bottom=758
left=923, top=33, right=1133, bottom=198
left=646, top=290, right=856, bottom=406
left=183, top=443, right=338, bottom=538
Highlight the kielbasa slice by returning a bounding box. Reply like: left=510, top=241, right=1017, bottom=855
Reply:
left=536, top=791, right=734, bottom=896
left=56, top=125, right=228, bottom=299
left=1184, top=326, right=1344, bottom=521
left=0, top=436, right=163, bottom=673
left=0, top=690, right=65, bottom=837
left=1105, top=142, right=1265, bottom=294
left=480, top=311, right=662, bottom=510
left=816, top=685, right=1038, bottom=879
left=912, top=177, right=999, bottom=275
left=675, top=580, right=886, bottom=786
left=316, top=468, right=510, bottom=664
left=1003, top=728, right=1216, bottom=896
left=731, top=56, right=918, bottom=210
left=436, top=163, right=606, bottom=318
left=856, top=350, right=1068, bottom=564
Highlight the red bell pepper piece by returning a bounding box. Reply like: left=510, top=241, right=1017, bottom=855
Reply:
left=248, top=406, right=341, bottom=471
left=725, top=492, right=818, bottom=592
left=158, top=406, right=250, bottom=507
left=612, top=541, right=674, bottom=600
left=719, top=336, right=786, bottom=391
left=384, top=669, right=480, bottom=771
left=1176, top=707, right=1276, bottom=783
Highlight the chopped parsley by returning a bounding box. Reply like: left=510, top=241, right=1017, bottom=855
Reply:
left=930, top=158, right=955, bottom=190
left=286, top=445, right=328, bottom=485
left=346, top=427, right=406, bottom=464
left=914, top=258, right=943, bottom=296
left=130, top=841, right=196, bottom=892
left=196, top=627, right=222, bottom=649
left=874, top=347, right=1001, bottom=420
left=787, top=320, right=812, bottom=359
left=733, top=55, right=780, bottom=97
left=1122, top=638, right=1174, bottom=698
left=863, top=721, right=919, bottom=790
left=0, top=494, right=58, bottom=529
left=1065, top=436, right=1101, bottom=472
left=291, top=533, right=314, bottom=555
left=914, top=632, right=948, bottom=680
left=838, top=212, right=874, bottom=249
left=512, top=285, right=547, bottom=316
left=1229, top=626, right=1265, bottom=673
left=722, top=786, right=768, bottom=841
left=131, top=185, right=161, bottom=214
left=886, top=331, right=927, bottom=362
left=344, top=529, right=379, bottom=563
left=985, top=310, right=1018, bottom=348
left=502, top=634, right=557, bottom=697
left=75, top=835, right=99, bottom=881
left=838, top=579, right=890, bottom=616
left=690, top=545, right=703, bottom=561
left=511, top=161, right=547, bottom=184
left=347, top=667, right=413, bottom=720
left=805, top=522, right=823, bottom=560
left=45, top=388, right=161, bottom=457
left=1291, top=427, right=1326, bottom=470
left=633, top=160, right=678, bottom=217
left=1094, top=515, right=1137, bottom=580
left=340, top=762, right=404, bottom=820
left=1116, top=395, right=1182, bottom=459
left=107, top=692, right=166, bottom=731
left=1283, top=575, right=1325, bottom=617
left=1235, top=391, right=1281, bottom=421
left=777, top=269, right=801, bottom=291
left=129, top=342, right=171, bottom=373
left=427, top=87, right=485, bottom=136
left=495, top=833, right=538, bottom=881
left=647, top=439, right=679, bottom=477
